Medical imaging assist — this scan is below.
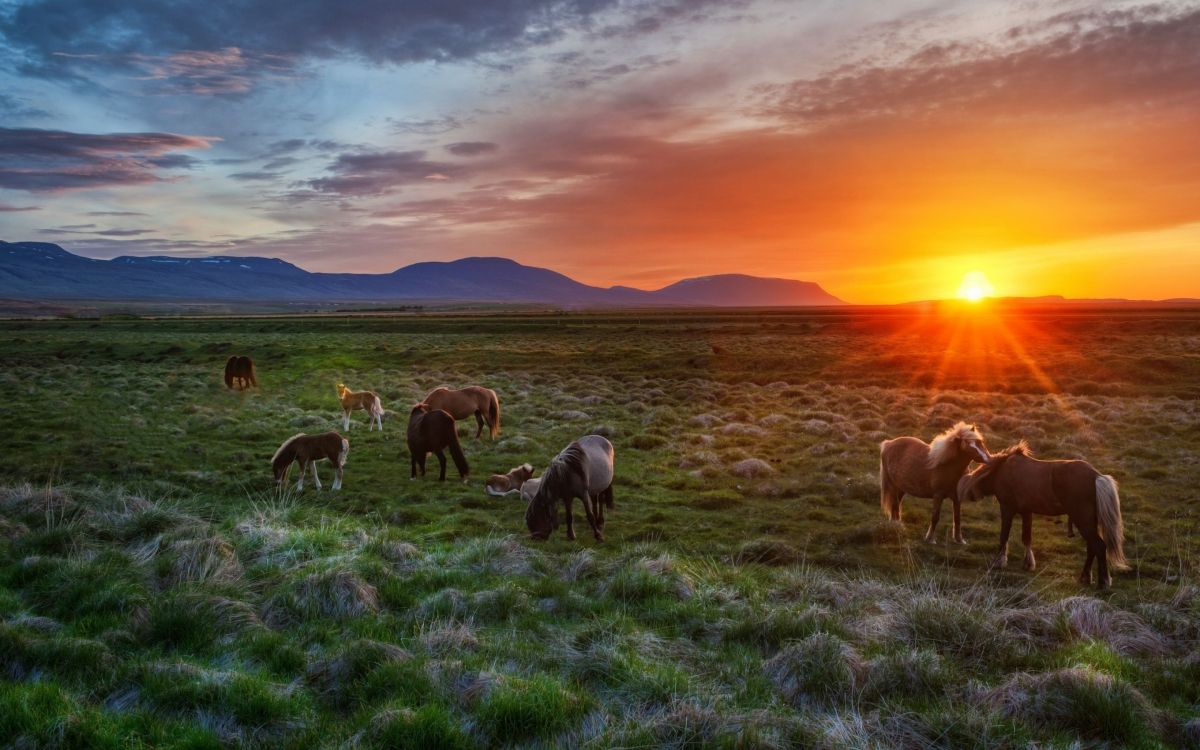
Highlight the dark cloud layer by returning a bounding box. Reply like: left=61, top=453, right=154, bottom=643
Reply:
left=445, top=141, right=499, bottom=156
left=305, top=149, right=456, bottom=196
left=0, top=127, right=214, bottom=192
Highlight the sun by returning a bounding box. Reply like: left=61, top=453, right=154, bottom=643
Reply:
left=957, top=270, right=994, bottom=302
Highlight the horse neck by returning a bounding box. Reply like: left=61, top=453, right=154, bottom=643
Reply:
left=273, top=444, right=297, bottom=474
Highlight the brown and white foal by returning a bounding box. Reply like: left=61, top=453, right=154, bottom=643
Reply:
left=272, top=431, right=349, bottom=491
left=337, top=383, right=384, bottom=431
left=485, top=463, right=535, bottom=497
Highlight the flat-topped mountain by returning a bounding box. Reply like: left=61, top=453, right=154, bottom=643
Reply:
left=0, top=242, right=846, bottom=306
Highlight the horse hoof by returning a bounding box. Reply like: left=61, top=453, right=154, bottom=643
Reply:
left=1023, top=562, right=1036, bottom=572
left=924, top=536, right=938, bottom=545
left=954, top=537, right=968, bottom=545
left=1099, top=577, right=1113, bottom=590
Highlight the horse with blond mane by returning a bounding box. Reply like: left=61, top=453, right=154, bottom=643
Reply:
left=958, top=441, right=1126, bottom=589
left=337, top=383, right=384, bottom=431
left=879, top=422, right=991, bottom=544
left=422, top=386, right=500, bottom=439
left=272, top=431, right=349, bottom=491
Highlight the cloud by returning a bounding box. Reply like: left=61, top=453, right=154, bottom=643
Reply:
left=0, top=203, right=41, bottom=212
left=305, top=149, right=458, bottom=196
left=229, top=171, right=283, bottom=181
left=0, top=127, right=215, bottom=192
left=388, top=116, right=465, bottom=135
left=759, top=5, right=1200, bottom=126
left=86, top=210, right=147, bottom=216
left=127, top=46, right=297, bottom=95
left=0, top=93, right=51, bottom=119
left=445, top=141, right=498, bottom=156
left=0, top=0, right=656, bottom=76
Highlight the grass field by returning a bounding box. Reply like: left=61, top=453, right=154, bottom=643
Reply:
left=1, top=307, right=1198, bottom=748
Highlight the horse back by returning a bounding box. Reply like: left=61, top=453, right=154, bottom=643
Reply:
left=576, top=435, right=614, bottom=494
left=1050, top=460, right=1101, bottom=512
left=880, top=436, right=935, bottom=496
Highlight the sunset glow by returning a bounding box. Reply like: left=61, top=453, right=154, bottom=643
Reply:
left=1, top=1, right=1198, bottom=303
left=957, top=271, right=995, bottom=302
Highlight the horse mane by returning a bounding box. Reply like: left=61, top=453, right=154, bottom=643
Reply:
left=537, top=443, right=586, bottom=503
left=957, top=440, right=1030, bottom=500
left=927, top=421, right=984, bottom=468
left=271, top=433, right=306, bottom=466
left=992, top=440, right=1032, bottom=460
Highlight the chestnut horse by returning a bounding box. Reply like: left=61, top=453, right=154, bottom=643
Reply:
left=272, top=431, right=348, bottom=491
left=422, top=386, right=500, bottom=439
left=336, top=383, right=384, bottom=431
left=224, top=356, right=257, bottom=390
left=526, top=435, right=614, bottom=542
left=958, top=442, right=1127, bottom=589
left=879, top=422, right=990, bottom=544
left=407, top=404, right=470, bottom=481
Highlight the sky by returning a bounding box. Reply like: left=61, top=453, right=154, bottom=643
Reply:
left=1, top=0, right=1199, bottom=303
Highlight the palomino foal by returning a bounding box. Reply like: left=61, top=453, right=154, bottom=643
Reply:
left=272, top=431, right=349, bottom=491
left=336, top=383, right=384, bottom=431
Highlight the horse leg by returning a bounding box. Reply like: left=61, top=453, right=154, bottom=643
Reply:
left=311, top=460, right=323, bottom=491
left=580, top=492, right=603, bottom=542
left=474, top=411, right=485, bottom=440
left=434, top=449, right=447, bottom=481
left=924, top=497, right=943, bottom=543
left=565, top=497, right=576, bottom=541
left=993, top=505, right=1015, bottom=569
left=411, top=453, right=417, bottom=480
left=893, top=492, right=905, bottom=522
left=1021, top=512, right=1035, bottom=571
left=343, top=410, right=350, bottom=431
left=1090, top=527, right=1112, bottom=589
left=952, top=497, right=967, bottom=544
left=296, top=460, right=306, bottom=491
left=333, top=463, right=343, bottom=490
left=1066, top=518, right=1075, bottom=538
left=418, top=453, right=427, bottom=477
left=1078, top=521, right=1095, bottom=585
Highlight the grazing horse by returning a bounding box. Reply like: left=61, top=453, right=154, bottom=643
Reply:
left=526, top=435, right=614, bottom=542
left=272, top=431, right=348, bottom=491
left=224, top=356, right=257, bottom=390
left=958, top=442, right=1127, bottom=589
left=422, top=386, right=501, bottom=439
left=879, top=422, right=990, bottom=544
left=407, top=404, right=470, bottom=481
left=485, top=463, right=535, bottom=497
left=336, top=383, right=384, bottom=431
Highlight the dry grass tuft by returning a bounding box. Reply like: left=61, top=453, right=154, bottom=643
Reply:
left=763, top=632, right=863, bottom=707
left=165, top=536, right=243, bottom=586
left=263, top=569, right=379, bottom=627
left=731, top=458, right=774, bottom=478
left=306, top=638, right=411, bottom=702
left=986, top=667, right=1157, bottom=741
left=419, top=620, right=480, bottom=655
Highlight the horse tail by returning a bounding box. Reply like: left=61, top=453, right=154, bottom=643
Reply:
left=488, top=392, right=500, bottom=438
left=246, top=358, right=257, bottom=387
left=370, top=394, right=383, bottom=418
left=599, top=484, right=614, bottom=510
left=879, top=441, right=897, bottom=518
left=1096, top=474, right=1128, bottom=570
left=448, top=429, right=470, bottom=479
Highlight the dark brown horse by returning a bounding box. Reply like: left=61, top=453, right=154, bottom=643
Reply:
left=224, top=355, right=257, bottom=390
left=879, top=422, right=990, bottom=544
left=407, top=404, right=470, bottom=481
left=958, top=442, right=1127, bottom=589
left=272, top=431, right=348, bottom=491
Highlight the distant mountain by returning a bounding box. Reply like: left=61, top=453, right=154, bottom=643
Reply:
left=0, top=242, right=846, bottom=307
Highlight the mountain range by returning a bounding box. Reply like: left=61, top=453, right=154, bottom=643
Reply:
left=0, top=241, right=846, bottom=307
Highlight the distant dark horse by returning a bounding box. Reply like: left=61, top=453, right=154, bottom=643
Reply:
left=958, top=442, right=1127, bottom=589
left=879, top=422, right=991, bottom=544
left=526, top=434, right=614, bottom=542
left=407, top=404, right=470, bottom=481
left=224, top=355, right=257, bottom=390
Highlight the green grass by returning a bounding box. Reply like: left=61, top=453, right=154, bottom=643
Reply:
left=0, top=308, right=1198, bottom=747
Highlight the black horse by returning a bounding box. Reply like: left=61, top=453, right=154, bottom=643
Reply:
left=407, top=404, right=469, bottom=481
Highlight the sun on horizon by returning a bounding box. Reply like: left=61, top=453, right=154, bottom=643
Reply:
left=957, top=270, right=995, bottom=302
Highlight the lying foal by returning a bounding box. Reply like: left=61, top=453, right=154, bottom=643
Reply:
left=485, top=463, right=535, bottom=496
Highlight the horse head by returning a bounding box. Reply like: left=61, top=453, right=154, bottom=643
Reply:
left=525, top=482, right=559, bottom=540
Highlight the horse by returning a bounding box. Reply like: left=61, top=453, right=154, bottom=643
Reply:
left=879, top=422, right=991, bottom=544
left=422, top=386, right=500, bottom=439
left=272, top=431, right=348, bottom=491
left=336, top=383, right=384, bottom=431
left=526, top=435, right=614, bottom=542
left=224, top=355, right=257, bottom=390
left=485, top=463, right=535, bottom=497
left=957, top=442, right=1127, bottom=589
left=407, top=404, right=469, bottom=481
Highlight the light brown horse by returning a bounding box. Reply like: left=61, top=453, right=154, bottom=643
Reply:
left=958, top=442, right=1127, bottom=589
left=337, top=383, right=384, bottom=431
left=422, top=386, right=500, bottom=440
left=407, top=404, right=470, bottom=482
left=485, top=463, right=535, bottom=497
left=879, top=422, right=990, bottom=544
left=224, top=355, right=257, bottom=390
left=272, top=431, right=348, bottom=491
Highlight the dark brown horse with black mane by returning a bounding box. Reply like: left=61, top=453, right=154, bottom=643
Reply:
left=958, top=441, right=1127, bottom=589
left=407, top=404, right=470, bottom=481
left=224, top=355, right=257, bottom=390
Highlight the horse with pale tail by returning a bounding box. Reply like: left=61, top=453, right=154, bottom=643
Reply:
left=879, top=422, right=991, bottom=544
left=337, top=383, right=384, bottom=431
left=422, top=386, right=500, bottom=439
left=272, top=431, right=348, bottom=491
left=958, top=441, right=1127, bottom=589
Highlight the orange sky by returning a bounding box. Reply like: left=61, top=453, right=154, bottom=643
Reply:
left=2, top=1, right=1199, bottom=303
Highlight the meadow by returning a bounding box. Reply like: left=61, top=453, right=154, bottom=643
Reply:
left=1, top=306, right=1198, bottom=748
